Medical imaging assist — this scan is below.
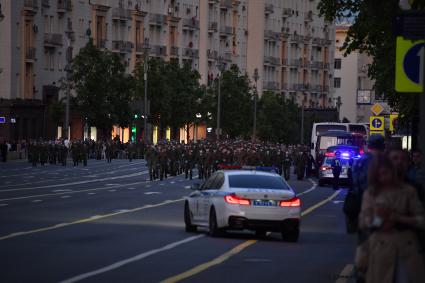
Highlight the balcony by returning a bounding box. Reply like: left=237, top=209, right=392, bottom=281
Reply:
left=25, top=47, right=36, bottom=61
left=282, top=8, right=292, bottom=17
left=208, top=22, right=218, bottom=33
left=149, top=14, right=166, bottom=26
left=282, top=58, right=289, bottom=66
left=112, top=40, right=133, bottom=53
left=44, top=33, right=63, bottom=47
left=183, top=18, right=200, bottom=30
left=24, top=0, right=39, bottom=11
left=223, top=52, right=232, bottom=62
left=312, top=37, right=321, bottom=46
left=323, top=85, right=329, bottom=92
left=264, top=56, right=280, bottom=66
left=264, top=81, right=279, bottom=91
left=57, top=0, right=72, bottom=13
left=170, top=46, right=179, bottom=57
left=219, top=25, right=233, bottom=36
left=324, top=62, right=330, bottom=69
left=150, top=45, right=167, bottom=57
left=207, top=49, right=218, bottom=60
left=304, top=11, right=313, bottom=22
left=265, top=3, right=274, bottom=15
left=290, top=34, right=303, bottom=43
left=112, top=7, right=131, bottom=20
left=264, top=30, right=280, bottom=41
left=220, top=0, right=233, bottom=10
left=183, top=48, right=199, bottom=58
left=310, top=61, right=323, bottom=69
left=290, top=58, right=301, bottom=67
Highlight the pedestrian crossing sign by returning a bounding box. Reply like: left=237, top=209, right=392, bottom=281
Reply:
left=370, top=116, right=384, bottom=131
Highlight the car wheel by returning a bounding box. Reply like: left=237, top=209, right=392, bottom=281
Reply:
left=184, top=202, right=197, bottom=233
left=255, top=230, right=267, bottom=238
left=208, top=207, right=222, bottom=237
left=282, top=227, right=299, bottom=242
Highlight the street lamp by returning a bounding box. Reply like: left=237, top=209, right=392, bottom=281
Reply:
left=252, top=68, right=259, bottom=143
left=216, top=56, right=225, bottom=140
left=142, top=40, right=150, bottom=143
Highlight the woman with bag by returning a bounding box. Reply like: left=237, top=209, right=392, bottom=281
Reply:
left=356, top=155, right=425, bottom=283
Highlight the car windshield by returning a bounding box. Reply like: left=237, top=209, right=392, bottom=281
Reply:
left=228, top=175, right=290, bottom=190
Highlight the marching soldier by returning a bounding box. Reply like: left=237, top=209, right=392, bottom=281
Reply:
left=283, top=151, right=292, bottom=181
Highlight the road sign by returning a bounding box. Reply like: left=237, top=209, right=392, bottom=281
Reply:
left=371, top=103, right=384, bottom=115
left=390, top=114, right=399, bottom=132
left=0, top=117, right=5, bottom=124
left=370, top=116, right=385, bottom=131
left=370, top=130, right=385, bottom=137
left=395, top=37, right=424, bottom=93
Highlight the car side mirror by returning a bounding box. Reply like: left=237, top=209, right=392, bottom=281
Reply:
left=191, top=183, right=201, bottom=190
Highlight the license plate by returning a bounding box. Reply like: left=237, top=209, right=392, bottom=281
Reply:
left=253, top=200, right=277, bottom=207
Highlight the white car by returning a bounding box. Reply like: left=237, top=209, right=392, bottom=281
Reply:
left=184, top=169, right=301, bottom=242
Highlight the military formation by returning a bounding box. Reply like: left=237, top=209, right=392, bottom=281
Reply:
left=145, top=140, right=314, bottom=182
left=26, top=138, right=315, bottom=182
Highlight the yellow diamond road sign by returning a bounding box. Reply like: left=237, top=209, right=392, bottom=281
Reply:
left=371, top=103, right=384, bottom=116
left=395, top=36, right=424, bottom=93
left=370, top=116, right=385, bottom=131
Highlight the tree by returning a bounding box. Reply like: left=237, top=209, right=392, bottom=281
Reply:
left=72, top=39, right=134, bottom=138
left=206, top=65, right=254, bottom=139
left=257, top=92, right=301, bottom=144
left=317, top=0, right=425, bottom=127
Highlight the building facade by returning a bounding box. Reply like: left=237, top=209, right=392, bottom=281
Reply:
left=334, top=24, right=388, bottom=123
left=0, top=0, right=335, bottom=141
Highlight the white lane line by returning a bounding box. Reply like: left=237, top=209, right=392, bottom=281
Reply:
left=87, top=193, right=96, bottom=195
left=106, top=184, right=120, bottom=186
left=0, top=170, right=149, bottom=193
left=59, top=235, right=204, bottom=283
left=333, top=200, right=344, bottom=204
left=52, top=189, right=73, bottom=193
left=61, top=196, right=71, bottom=199
left=108, top=190, right=116, bottom=192
left=31, top=200, right=43, bottom=203
left=144, top=192, right=161, bottom=195
left=335, top=264, right=354, bottom=283
left=184, top=186, right=191, bottom=189
left=0, top=203, right=8, bottom=207
left=127, top=187, right=136, bottom=190
left=297, top=179, right=318, bottom=196
left=169, top=181, right=175, bottom=184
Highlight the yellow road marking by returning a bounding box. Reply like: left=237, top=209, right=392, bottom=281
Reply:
left=160, top=240, right=257, bottom=283
left=161, top=190, right=341, bottom=283
left=0, top=199, right=184, bottom=241
left=335, top=264, right=354, bottom=283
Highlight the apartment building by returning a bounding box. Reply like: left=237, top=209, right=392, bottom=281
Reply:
left=334, top=24, right=388, bottom=123
left=0, top=0, right=335, bottom=141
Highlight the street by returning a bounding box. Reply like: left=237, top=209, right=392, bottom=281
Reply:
left=0, top=160, right=355, bottom=283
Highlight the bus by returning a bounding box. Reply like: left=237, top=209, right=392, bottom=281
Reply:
left=310, top=122, right=368, bottom=161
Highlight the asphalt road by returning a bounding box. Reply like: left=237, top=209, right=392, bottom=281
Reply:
left=0, top=159, right=356, bottom=283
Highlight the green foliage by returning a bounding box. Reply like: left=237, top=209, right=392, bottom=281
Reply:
left=257, top=92, right=301, bottom=144
left=317, top=0, right=425, bottom=125
left=71, top=39, right=134, bottom=132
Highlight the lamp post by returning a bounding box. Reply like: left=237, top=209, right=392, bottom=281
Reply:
left=252, top=68, right=259, bottom=143
left=216, top=56, right=225, bottom=140
left=143, top=41, right=150, bottom=143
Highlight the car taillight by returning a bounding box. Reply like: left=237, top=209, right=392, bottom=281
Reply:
left=280, top=197, right=301, bottom=207
left=224, top=194, right=251, bottom=206
left=320, top=166, right=332, bottom=171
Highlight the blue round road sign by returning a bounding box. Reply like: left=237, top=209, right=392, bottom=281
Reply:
left=403, top=42, right=424, bottom=84
left=371, top=118, right=382, bottom=129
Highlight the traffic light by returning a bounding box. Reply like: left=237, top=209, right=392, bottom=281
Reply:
left=131, top=125, right=137, bottom=141
left=134, top=114, right=139, bottom=119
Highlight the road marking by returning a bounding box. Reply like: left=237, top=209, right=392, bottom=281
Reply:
left=108, top=190, right=116, bottom=192
left=297, top=182, right=317, bottom=196
left=59, top=235, right=204, bottom=283
left=333, top=200, right=344, bottom=204
left=0, top=203, right=8, bottom=207
left=87, top=193, right=96, bottom=195
left=31, top=200, right=43, bottom=203
left=0, top=198, right=184, bottom=241
left=161, top=190, right=341, bottom=283
left=61, top=196, right=71, bottom=199
left=144, top=192, right=161, bottom=195
left=335, top=264, right=354, bottom=283
left=127, top=187, right=136, bottom=190
left=184, top=186, right=191, bottom=189
left=160, top=240, right=257, bottom=283
left=52, top=189, right=73, bottom=193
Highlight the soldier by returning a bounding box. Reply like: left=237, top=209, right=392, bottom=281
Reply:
left=331, top=151, right=342, bottom=190
left=105, top=141, right=114, bottom=163
left=60, top=143, right=68, bottom=166
left=31, top=141, right=40, bottom=167
left=40, top=142, right=48, bottom=166
left=197, top=149, right=205, bottom=179
left=81, top=141, right=88, bottom=166
left=184, top=149, right=195, bottom=180
left=283, top=151, right=292, bottom=181
left=128, top=141, right=135, bottom=162
left=71, top=141, right=79, bottom=166
left=159, top=147, right=168, bottom=180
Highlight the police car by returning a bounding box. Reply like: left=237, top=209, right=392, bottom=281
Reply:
left=184, top=167, right=301, bottom=242
left=318, top=145, right=361, bottom=187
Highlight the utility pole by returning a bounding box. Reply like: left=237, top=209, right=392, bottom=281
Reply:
left=143, top=41, right=150, bottom=143
left=64, top=37, right=72, bottom=140
left=252, top=68, right=259, bottom=143
left=216, top=56, right=224, bottom=140
left=300, top=104, right=304, bottom=145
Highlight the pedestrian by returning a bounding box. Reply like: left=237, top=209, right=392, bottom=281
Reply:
left=356, top=154, right=425, bottom=283
left=331, top=151, right=342, bottom=190
left=0, top=140, right=7, bottom=162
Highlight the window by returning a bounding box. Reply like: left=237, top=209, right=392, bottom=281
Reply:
left=228, top=175, right=290, bottom=190
left=334, top=58, right=341, bottom=69
left=334, top=77, right=341, bottom=88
